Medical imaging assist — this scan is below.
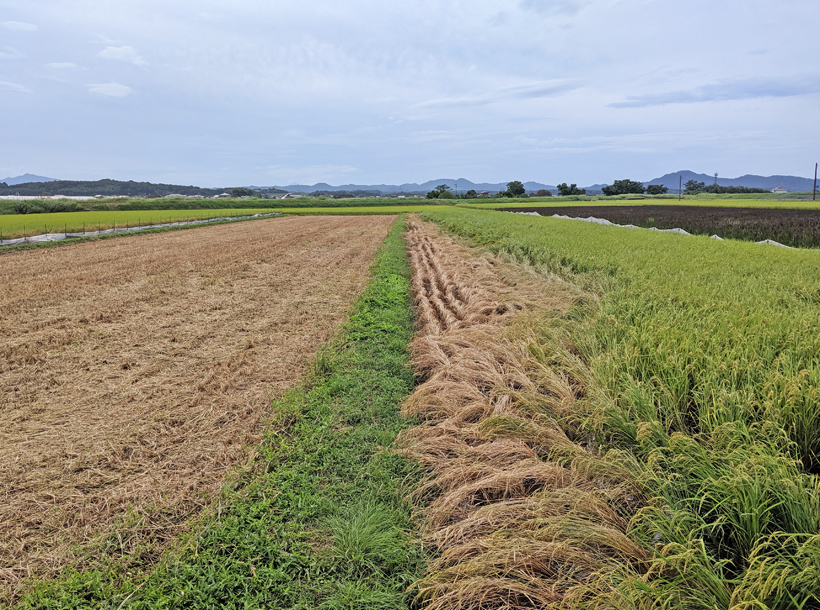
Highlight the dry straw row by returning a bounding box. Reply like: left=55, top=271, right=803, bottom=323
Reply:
left=401, top=219, right=649, bottom=609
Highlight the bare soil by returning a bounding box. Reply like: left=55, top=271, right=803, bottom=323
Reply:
left=0, top=215, right=395, bottom=597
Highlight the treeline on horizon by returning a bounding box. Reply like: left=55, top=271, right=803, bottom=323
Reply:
left=684, top=180, right=768, bottom=194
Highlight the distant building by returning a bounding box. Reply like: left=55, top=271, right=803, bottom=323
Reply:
left=771, top=186, right=788, bottom=194
left=213, top=193, right=231, bottom=198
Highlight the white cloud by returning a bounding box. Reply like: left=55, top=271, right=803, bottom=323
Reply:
left=265, top=164, right=358, bottom=185
left=46, top=62, right=78, bottom=70
left=519, top=0, right=592, bottom=15
left=416, top=80, right=580, bottom=109
left=0, top=47, right=24, bottom=59
left=87, top=82, right=134, bottom=97
left=610, top=76, right=820, bottom=108
left=0, top=80, right=32, bottom=93
left=98, top=45, right=147, bottom=66
left=1, top=21, right=38, bottom=31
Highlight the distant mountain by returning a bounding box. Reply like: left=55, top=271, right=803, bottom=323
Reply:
left=0, top=179, right=229, bottom=197
left=270, top=172, right=816, bottom=195
left=1, top=173, right=59, bottom=185
left=274, top=178, right=557, bottom=194
left=646, top=171, right=815, bottom=193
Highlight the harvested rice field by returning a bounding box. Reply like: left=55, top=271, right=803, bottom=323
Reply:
left=0, top=214, right=395, bottom=600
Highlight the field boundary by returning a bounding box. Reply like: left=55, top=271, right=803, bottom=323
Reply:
left=0, top=212, right=280, bottom=248
left=0, top=212, right=285, bottom=254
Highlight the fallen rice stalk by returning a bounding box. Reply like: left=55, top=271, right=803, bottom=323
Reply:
left=401, top=219, right=649, bottom=608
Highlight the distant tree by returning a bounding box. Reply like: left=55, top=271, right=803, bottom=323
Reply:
left=535, top=189, right=552, bottom=197
left=646, top=184, right=668, bottom=195
left=557, top=183, right=585, bottom=196
left=435, top=184, right=451, bottom=194
left=684, top=180, right=706, bottom=194
left=426, top=190, right=440, bottom=199
left=602, top=179, right=645, bottom=196
left=506, top=180, right=526, bottom=197
left=438, top=190, right=456, bottom=200
left=14, top=202, right=31, bottom=214
left=231, top=187, right=255, bottom=197
left=463, top=189, right=478, bottom=199
left=700, top=184, right=767, bottom=194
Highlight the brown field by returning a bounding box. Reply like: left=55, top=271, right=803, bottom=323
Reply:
left=402, top=219, right=647, bottom=609
left=0, top=215, right=395, bottom=597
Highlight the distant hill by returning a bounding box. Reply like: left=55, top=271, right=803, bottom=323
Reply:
left=1, top=173, right=59, bottom=185
left=0, top=179, right=285, bottom=197
left=0, top=179, right=224, bottom=197
left=646, top=171, right=815, bottom=193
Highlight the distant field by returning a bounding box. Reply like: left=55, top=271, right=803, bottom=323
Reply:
left=273, top=204, right=450, bottom=215
left=461, top=196, right=820, bottom=210
left=501, top=204, right=820, bottom=248
left=0, top=209, right=277, bottom=239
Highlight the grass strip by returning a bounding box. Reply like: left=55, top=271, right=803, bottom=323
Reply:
left=14, top=214, right=425, bottom=610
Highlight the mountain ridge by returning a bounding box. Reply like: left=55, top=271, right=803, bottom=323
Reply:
left=2, top=171, right=815, bottom=196
left=272, top=172, right=816, bottom=194
left=1, top=173, right=59, bottom=186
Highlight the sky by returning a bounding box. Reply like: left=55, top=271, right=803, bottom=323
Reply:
left=1, top=0, right=818, bottom=187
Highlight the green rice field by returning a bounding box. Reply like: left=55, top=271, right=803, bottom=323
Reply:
left=0, top=209, right=278, bottom=239
left=273, top=204, right=447, bottom=215
left=459, top=196, right=820, bottom=210
left=422, top=207, right=820, bottom=608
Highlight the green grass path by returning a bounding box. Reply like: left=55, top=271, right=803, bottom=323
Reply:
left=16, top=215, right=424, bottom=609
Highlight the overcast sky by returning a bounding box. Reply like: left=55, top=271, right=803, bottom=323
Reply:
left=1, top=0, right=818, bottom=187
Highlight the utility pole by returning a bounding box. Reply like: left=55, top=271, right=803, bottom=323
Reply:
left=814, top=163, right=818, bottom=202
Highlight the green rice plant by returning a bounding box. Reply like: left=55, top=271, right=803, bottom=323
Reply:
left=732, top=533, right=820, bottom=609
